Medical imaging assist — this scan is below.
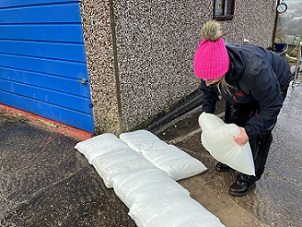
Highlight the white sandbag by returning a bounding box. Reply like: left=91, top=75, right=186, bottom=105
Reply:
left=198, top=112, right=255, bottom=176
left=111, top=167, right=190, bottom=208
left=119, top=129, right=167, bottom=153
left=74, top=133, right=129, bottom=164
left=120, top=130, right=207, bottom=180
left=140, top=144, right=207, bottom=180
left=92, top=149, right=154, bottom=188
left=129, top=192, right=225, bottom=227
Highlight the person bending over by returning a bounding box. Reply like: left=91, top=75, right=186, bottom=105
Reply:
left=194, top=20, right=291, bottom=196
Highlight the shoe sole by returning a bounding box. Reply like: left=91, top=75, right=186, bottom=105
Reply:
left=215, top=167, right=231, bottom=172
left=215, top=165, right=232, bottom=172
left=228, top=183, right=256, bottom=197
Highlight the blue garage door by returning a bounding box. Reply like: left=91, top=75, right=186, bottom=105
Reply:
left=0, top=0, right=94, bottom=132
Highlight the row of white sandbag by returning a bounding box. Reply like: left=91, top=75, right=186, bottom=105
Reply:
left=75, top=130, right=225, bottom=227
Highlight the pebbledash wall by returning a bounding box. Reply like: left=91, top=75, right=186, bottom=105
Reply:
left=80, top=0, right=277, bottom=135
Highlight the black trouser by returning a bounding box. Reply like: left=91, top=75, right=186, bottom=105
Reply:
left=224, top=84, right=289, bottom=181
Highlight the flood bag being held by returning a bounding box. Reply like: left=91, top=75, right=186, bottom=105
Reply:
left=198, top=112, right=255, bottom=176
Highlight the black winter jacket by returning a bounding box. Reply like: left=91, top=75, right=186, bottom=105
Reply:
left=201, top=43, right=291, bottom=139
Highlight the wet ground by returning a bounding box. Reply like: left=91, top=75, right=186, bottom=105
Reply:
left=0, top=83, right=302, bottom=227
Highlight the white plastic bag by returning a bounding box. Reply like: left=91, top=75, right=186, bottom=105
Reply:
left=74, top=133, right=130, bottom=164
left=198, top=112, right=255, bottom=176
left=129, top=191, right=225, bottom=227
left=140, top=144, right=207, bottom=180
left=92, top=149, right=154, bottom=188
left=120, top=130, right=207, bottom=180
left=111, top=167, right=190, bottom=208
left=119, top=130, right=167, bottom=153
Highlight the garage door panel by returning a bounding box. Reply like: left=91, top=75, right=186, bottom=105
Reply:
left=0, top=1, right=94, bottom=132
left=0, top=79, right=91, bottom=113
left=0, top=24, right=84, bottom=43
left=0, top=91, right=94, bottom=132
left=0, top=67, right=90, bottom=97
left=0, top=0, right=73, bottom=9
left=0, top=40, right=86, bottom=62
left=0, top=3, right=81, bottom=24
left=0, top=53, right=88, bottom=80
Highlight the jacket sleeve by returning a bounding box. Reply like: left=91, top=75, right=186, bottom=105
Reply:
left=244, top=64, right=284, bottom=139
left=200, top=80, right=220, bottom=113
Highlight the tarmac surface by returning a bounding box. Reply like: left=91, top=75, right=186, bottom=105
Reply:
left=1, top=82, right=302, bottom=227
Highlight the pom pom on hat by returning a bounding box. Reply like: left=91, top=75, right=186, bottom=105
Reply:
left=194, top=20, right=230, bottom=80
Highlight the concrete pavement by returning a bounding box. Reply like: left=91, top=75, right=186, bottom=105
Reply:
left=1, top=83, right=301, bottom=227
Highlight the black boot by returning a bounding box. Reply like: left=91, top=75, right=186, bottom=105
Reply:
left=228, top=174, right=256, bottom=197
left=215, top=162, right=231, bottom=172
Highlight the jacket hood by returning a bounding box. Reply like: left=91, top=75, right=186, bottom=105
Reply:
left=225, top=43, right=246, bottom=79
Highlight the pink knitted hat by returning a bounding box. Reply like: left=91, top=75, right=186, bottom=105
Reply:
left=194, top=38, right=230, bottom=80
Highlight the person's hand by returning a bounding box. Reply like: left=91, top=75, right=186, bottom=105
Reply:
left=234, top=127, right=249, bottom=146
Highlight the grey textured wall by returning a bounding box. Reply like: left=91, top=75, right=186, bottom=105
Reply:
left=80, top=0, right=122, bottom=134
left=222, top=0, right=276, bottom=47
left=114, top=0, right=213, bottom=132
left=80, top=0, right=276, bottom=134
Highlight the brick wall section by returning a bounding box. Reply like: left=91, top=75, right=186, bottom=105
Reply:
left=80, top=0, right=276, bottom=134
